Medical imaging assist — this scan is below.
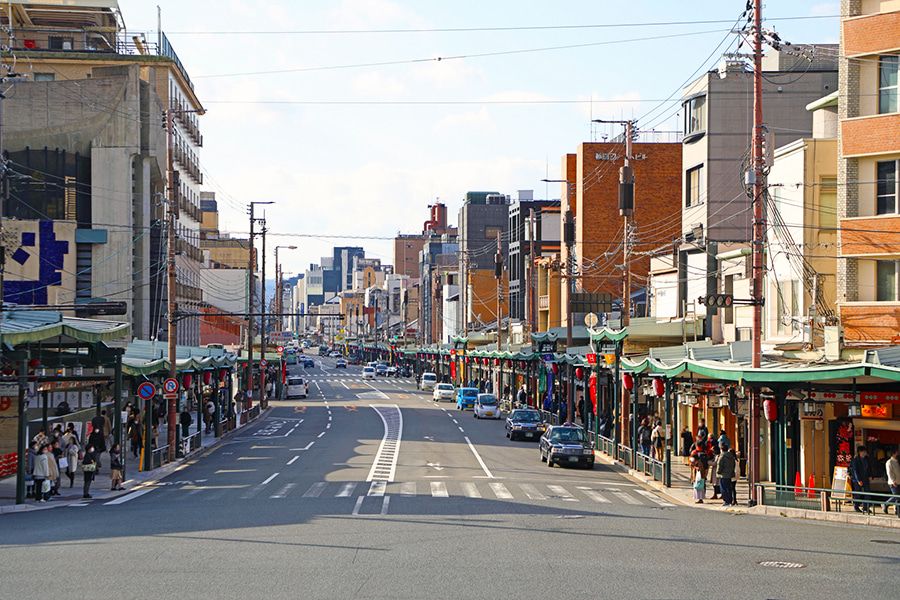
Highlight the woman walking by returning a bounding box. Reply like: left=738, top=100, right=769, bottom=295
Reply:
left=691, top=456, right=707, bottom=504
left=81, top=445, right=98, bottom=499
left=32, top=443, right=50, bottom=502
left=47, top=441, right=61, bottom=497
left=65, top=436, right=80, bottom=488
left=109, top=443, right=125, bottom=491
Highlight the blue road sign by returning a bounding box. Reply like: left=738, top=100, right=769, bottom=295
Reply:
left=137, top=381, right=156, bottom=400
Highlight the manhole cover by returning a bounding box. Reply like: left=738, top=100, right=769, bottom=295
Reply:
left=758, top=561, right=805, bottom=569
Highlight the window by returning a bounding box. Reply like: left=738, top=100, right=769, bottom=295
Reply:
left=48, top=36, right=73, bottom=50
left=818, top=178, right=837, bottom=228
left=33, top=73, right=55, bottom=82
left=876, top=160, right=898, bottom=215
left=485, top=226, right=501, bottom=241
left=879, top=55, right=898, bottom=115
left=876, top=261, right=898, bottom=302
left=684, top=95, right=706, bottom=136
left=686, top=165, right=703, bottom=207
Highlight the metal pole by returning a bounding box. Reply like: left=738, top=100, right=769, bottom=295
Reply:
left=15, top=357, right=27, bottom=504
left=165, top=108, right=178, bottom=462
left=214, top=368, right=222, bottom=437
left=613, top=342, right=621, bottom=460
left=565, top=211, right=575, bottom=426
left=142, top=389, right=153, bottom=472
left=113, top=351, right=123, bottom=447
left=749, top=0, right=765, bottom=504
left=529, top=211, right=537, bottom=334
left=622, top=120, right=634, bottom=327
left=246, top=205, right=255, bottom=409
left=260, top=220, right=267, bottom=407
left=664, top=377, right=672, bottom=487
left=495, top=231, right=502, bottom=351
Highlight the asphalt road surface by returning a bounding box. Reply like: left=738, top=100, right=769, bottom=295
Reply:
left=3, top=353, right=897, bottom=600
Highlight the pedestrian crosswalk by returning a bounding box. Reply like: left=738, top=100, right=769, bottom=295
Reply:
left=229, top=480, right=671, bottom=507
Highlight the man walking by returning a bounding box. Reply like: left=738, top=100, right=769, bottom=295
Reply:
left=850, top=446, right=872, bottom=513
left=884, top=447, right=899, bottom=515
left=716, top=442, right=736, bottom=507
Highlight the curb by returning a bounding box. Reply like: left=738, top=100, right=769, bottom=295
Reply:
left=0, top=407, right=272, bottom=515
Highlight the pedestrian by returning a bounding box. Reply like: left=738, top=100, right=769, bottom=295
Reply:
left=651, top=420, right=664, bottom=461
left=101, top=409, right=112, bottom=446
left=883, top=447, right=899, bottom=515
left=849, top=445, right=872, bottom=513
left=33, top=443, right=50, bottom=502
left=691, top=456, right=707, bottom=504
left=716, top=442, right=736, bottom=507
left=46, top=442, right=60, bottom=499
left=87, top=426, right=105, bottom=470
left=109, top=443, right=125, bottom=491
left=517, top=385, right=527, bottom=408
left=25, top=441, right=37, bottom=498
left=680, top=427, right=693, bottom=460
left=717, top=430, right=731, bottom=448
left=50, top=439, right=63, bottom=495
left=179, top=407, right=192, bottom=438
left=708, top=443, right=720, bottom=500
left=128, top=416, right=142, bottom=459
left=696, top=419, right=709, bottom=443
left=62, top=423, right=79, bottom=451
left=32, top=428, right=48, bottom=447
left=91, top=412, right=105, bottom=438
left=65, top=436, right=80, bottom=488
left=81, top=445, right=97, bottom=499
left=205, top=399, right=215, bottom=434
left=637, top=418, right=652, bottom=457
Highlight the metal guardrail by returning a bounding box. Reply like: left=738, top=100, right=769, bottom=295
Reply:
left=634, top=450, right=665, bottom=482
left=151, top=445, right=170, bottom=469
left=178, top=432, right=201, bottom=458
left=597, top=434, right=616, bottom=457
left=756, top=483, right=900, bottom=517
left=617, top=444, right=633, bottom=467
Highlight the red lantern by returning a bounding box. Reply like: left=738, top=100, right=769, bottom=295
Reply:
left=203, top=371, right=212, bottom=385
left=551, top=363, right=559, bottom=375
left=652, top=378, right=665, bottom=397
left=575, top=367, right=584, bottom=380
left=764, top=398, right=778, bottom=422
left=219, top=368, right=228, bottom=379
left=622, top=372, right=634, bottom=391
left=183, top=373, right=193, bottom=388
left=494, top=358, right=500, bottom=367
left=589, top=373, right=598, bottom=406
left=28, top=358, right=41, bottom=369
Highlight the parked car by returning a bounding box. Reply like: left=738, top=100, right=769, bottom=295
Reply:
left=362, top=366, right=376, bottom=380
left=286, top=376, right=308, bottom=399
left=335, top=358, right=347, bottom=369
left=419, top=372, right=438, bottom=391
left=433, top=383, right=455, bottom=402
left=473, top=393, right=501, bottom=419
left=505, top=409, right=545, bottom=441
left=539, top=425, right=594, bottom=469
left=455, top=387, right=479, bottom=411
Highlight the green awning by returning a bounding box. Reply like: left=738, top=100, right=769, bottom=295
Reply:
left=1, top=311, right=130, bottom=347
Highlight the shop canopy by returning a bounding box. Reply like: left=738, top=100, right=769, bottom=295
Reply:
left=0, top=310, right=130, bottom=348
left=620, top=340, right=900, bottom=385
left=123, top=339, right=237, bottom=376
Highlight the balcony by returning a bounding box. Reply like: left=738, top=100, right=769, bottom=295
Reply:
left=172, top=98, right=203, bottom=147
left=840, top=215, right=900, bottom=256
left=839, top=302, right=900, bottom=344
left=173, top=142, right=203, bottom=184
left=176, top=281, right=203, bottom=303
left=175, top=237, right=203, bottom=264
left=176, top=186, right=202, bottom=223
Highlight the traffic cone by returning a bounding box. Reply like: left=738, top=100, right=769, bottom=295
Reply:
left=807, top=474, right=816, bottom=498
left=794, top=471, right=802, bottom=496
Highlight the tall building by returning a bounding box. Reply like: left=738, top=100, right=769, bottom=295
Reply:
left=679, top=48, right=837, bottom=339
left=458, top=192, right=510, bottom=333
left=507, top=191, right=561, bottom=327
left=2, top=0, right=207, bottom=344
left=324, top=247, right=365, bottom=294
left=837, top=0, right=900, bottom=344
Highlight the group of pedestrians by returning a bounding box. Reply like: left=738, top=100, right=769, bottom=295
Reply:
left=849, top=445, right=900, bottom=515
left=636, top=417, right=665, bottom=461
left=687, top=420, right=739, bottom=507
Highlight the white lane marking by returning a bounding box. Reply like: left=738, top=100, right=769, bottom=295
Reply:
left=215, top=469, right=255, bottom=474
left=103, top=489, right=152, bottom=505
left=451, top=419, right=458, bottom=424
left=261, top=472, right=280, bottom=486
left=286, top=455, right=300, bottom=465
left=301, top=441, right=314, bottom=450
left=520, top=483, right=547, bottom=500
left=463, top=436, right=494, bottom=479
left=68, top=503, right=89, bottom=507
left=400, top=482, right=416, bottom=496
left=368, top=481, right=386, bottom=497
left=461, top=482, right=481, bottom=498
left=302, top=482, right=327, bottom=498
left=351, top=496, right=365, bottom=515
left=271, top=483, right=296, bottom=499
left=341, top=381, right=350, bottom=389
left=314, top=381, right=322, bottom=391
left=580, top=489, right=611, bottom=503
left=328, top=415, right=333, bottom=421
left=336, top=482, right=357, bottom=497
left=430, top=481, right=449, bottom=497
left=548, top=485, right=578, bottom=502
left=380, top=496, right=390, bottom=515
left=367, top=405, right=403, bottom=483
left=613, top=491, right=642, bottom=505
left=458, top=426, right=465, bottom=433
left=317, top=432, right=326, bottom=438
left=489, top=482, right=513, bottom=499
left=238, top=456, right=271, bottom=461
left=326, top=423, right=331, bottom=429
left=636, top=489, right=675, bottom=507
left=287, top=427, right=297, bottom=435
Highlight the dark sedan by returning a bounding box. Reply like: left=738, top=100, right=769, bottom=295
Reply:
left=302, top=358, right=315, bottom=368
left=539, top=425, right=594, bottom=468
left=505, top=409, right=545, bottom=441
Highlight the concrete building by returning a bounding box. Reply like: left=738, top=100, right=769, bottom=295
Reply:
left=458, top=192, right=510, bottom=334
left=678, top=48, right=837, bottom=338
left=419, top=236, right=459, bottom=345
left=304, top=265, right=325, bottom=307
left=837, top=0, right=900, bottom=345
left=323, top=247, right=365, bottom=294
left=507, top=191, right=561, bottom=329
left=2, top=0, right=209, bottom=345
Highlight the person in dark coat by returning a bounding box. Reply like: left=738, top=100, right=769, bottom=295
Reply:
left=87, top=427, right=106, bottom=468
left=81, top=445, right=97, bottom=499
left=179, top=409, right=192, bottom=438
left=850, top=446, right=872, bottom=513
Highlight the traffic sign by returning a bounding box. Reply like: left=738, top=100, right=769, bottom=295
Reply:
left=260, top=359, right=268, bottom=367
left=137, top=381, right=156, bottom=400
left=586, top=353, right=597, bottom=365
left=163, top=378, right=179, bottom=395
left=277, top=346, right=285, bottom=354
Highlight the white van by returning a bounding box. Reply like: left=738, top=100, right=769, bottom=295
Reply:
left=286, top=376, right=308, bottom=399
left=419, top=372, right=438, bottom=391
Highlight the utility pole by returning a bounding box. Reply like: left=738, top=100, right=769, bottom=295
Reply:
left=246, top=202, right=272, bottom=410
left=564, top=206, right=575, bottom=425
left=622, top=120, right=635, bottom=327
left=495, top=231, right=503, bottom=351
left=165, top=107, right=178, bottom=462
left=749, top=0, right=765, bottom=505
left=528, top=210, right=537, bottom=334
left=259, top=219, right=268, bottom=406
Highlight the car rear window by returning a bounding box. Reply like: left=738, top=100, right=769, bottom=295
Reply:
left=422, top=374, right=437, bottom=381
left=288, top=378, right=304, bottom=385
left=462, top=389, right=478, bottom=398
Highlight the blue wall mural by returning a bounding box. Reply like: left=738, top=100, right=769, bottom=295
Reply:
left=3, top=221, right=71, bottom=305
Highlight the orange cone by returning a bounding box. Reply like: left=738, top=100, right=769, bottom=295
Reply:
left=794, top=471, right=802, bottom=496
left=807, top=474, right=816, bottom=498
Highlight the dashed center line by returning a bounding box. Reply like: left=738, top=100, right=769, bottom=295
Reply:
left=260, top=472, right=280, bottom=485
left=286, top=455, right=300, bottom=465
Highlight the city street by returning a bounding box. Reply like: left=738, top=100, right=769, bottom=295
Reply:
left=2, top=355, right=896, bottom=600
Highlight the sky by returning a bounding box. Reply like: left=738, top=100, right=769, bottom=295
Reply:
left=118, top=0, right=840, bottom=277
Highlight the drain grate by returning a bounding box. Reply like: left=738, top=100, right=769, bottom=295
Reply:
left=758, top=561, right=805, bottom=569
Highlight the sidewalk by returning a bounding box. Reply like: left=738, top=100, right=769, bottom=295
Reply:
left=0, top=408, right=267, bottom=514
